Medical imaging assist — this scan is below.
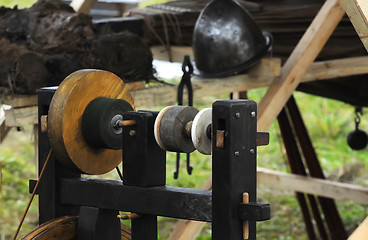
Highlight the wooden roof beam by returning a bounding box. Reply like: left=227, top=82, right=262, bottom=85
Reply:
left=340, top=0, right=368, bottom=52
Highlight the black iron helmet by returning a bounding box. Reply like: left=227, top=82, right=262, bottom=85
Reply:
left=192, top=0, right=272, bottom=78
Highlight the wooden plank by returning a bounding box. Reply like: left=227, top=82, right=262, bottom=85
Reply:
left=4, top=106, right=38, bottom=127
left=70, top=0, right=97, bottom=14
left=0, top=106, right=11, bottom=143
left=340, top=0, right=368, bottom=52
left=257, top=167, right=368, bottom=205
left=348, top=217, right=368, bottom=240
left=132, top=58, right=281, bottom=108
left=167, top=177, right=212, bottom=240
left=303, top=56, right=368, bottom=82
left=151, top=46, right=194, bottom=63
left=2, top=95, right=37, bottom=108
left=257, top=0, right=345, bottom=131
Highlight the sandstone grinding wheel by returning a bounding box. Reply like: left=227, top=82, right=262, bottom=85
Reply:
left=48, top=69, right=135, bottom=175
left=154, top=106, right=199, bottom=153
left=21, top=216, right=132, bottom=240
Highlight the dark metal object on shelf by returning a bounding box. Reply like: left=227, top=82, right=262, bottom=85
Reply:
left=192, top=0, right=272, bottom=78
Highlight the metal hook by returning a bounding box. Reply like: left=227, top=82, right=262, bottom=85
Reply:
left=175, top=55, right=194, bottom=179
left=355, top=106, right=363, bottom=130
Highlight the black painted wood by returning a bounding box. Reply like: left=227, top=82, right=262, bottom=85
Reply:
left=37, top=87, right=80, bottom=224
left=78, top=206, right=120, bottom=240
left=212, top=100, right=257, bottom=240
left=122, top=110, right=166, bottom=239
left=122, top=110, right=166, bottom=187
left=238, top=202, right=271, bottom=221
left=57, top=177, right=212, bottom=222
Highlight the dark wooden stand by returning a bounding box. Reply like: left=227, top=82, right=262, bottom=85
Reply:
left=31, top=88, right=270, bottom=239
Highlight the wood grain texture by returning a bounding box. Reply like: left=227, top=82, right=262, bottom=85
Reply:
left=2, top=95, right=37, bottom=108
left=258, top=167, right=368, bottom=205
left=257, top=0, right=345, bottom=131
left=21, top=216, right=77, bottom=240
left=48, top=69, right=134, bottom=174
left=340, top=0, right=368, bottom=52
left=21, top=216, right=132, bottom=240
left=348, top=217, right=368, bottom=240
left=4, top=106, right=37, bottom=127
left=132, top=58, right=281, bottom=108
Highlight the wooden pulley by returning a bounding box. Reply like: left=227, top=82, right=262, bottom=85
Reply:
left=154, top=106, right=199, bottom=153
left=21, top=216, right=132, bottom=240
left=48, top=69, right=135, bottom=175
left=191, top=108, right=212, bottom=155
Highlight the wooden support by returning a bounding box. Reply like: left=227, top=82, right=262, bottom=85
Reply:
left=2, top=95, right=37, bottom=108
left=4, top=106, right=37, bottom=127
left=348, top=217, right=368, bottom=240
left=340, top=0, right=368, bottom=52
left=0, top=106, right=11, bottom=143
left=257, top=167, right=368, bottom=205
left=167, top=177, right=212, bottom=240
left=133, top=58, right=281, bottom=108
left=303, top=56, right=368, bottom=82
left=257, top=0, right=345, bottom=131
left=70, top=0, right=97, bottom=14
left=151, top=46, right=194, bottom=63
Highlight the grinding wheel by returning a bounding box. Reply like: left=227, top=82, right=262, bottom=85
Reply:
left=48, top=69, right=135, bottom=175
left=192, top=108, right=212, bottom=155
left=154, top=106, right=198, bottom=153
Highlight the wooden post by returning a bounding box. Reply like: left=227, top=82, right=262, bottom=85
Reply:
left=340, top=0, right=368, bottom=52
left=257, top=0, right=345, bottom=131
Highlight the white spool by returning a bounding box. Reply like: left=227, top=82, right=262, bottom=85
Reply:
left=191, top=108, right=212, bottom=155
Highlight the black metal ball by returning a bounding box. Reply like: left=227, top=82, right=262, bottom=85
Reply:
left=347, top=129, right=368, bottom=151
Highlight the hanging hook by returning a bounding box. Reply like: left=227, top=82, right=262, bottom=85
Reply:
left=175, top=55, right=194, bottom=179
left=347, top=106, right=368, bottom=151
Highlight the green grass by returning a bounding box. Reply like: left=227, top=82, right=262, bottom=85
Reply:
left=0, top=0, right=37, bottom=9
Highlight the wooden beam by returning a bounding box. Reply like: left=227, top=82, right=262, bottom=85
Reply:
left=2, top=95, right=37, bottom=108
left=257, top=0, right=345, bottom=131
left=167, top=177, right=212, bottom=240
left=70, top=0, right=97, bottom=14
left=257, top=167, right=368, bottom=205
left=340, top=0, right=368, bottom=52
left=0, top=106, right=11, bottom=143
left=303, top=56, right=368, bottom=82
left=132, top=58, right=281, bottom=108
left=348, top=217, right=368, bottom=240
left=151, top=46, right=194, bottom=63
left=4, top=106, right=38, bottom=127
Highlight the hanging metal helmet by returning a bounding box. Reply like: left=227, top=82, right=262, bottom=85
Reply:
left=192, top=0, right=272, bottom=78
